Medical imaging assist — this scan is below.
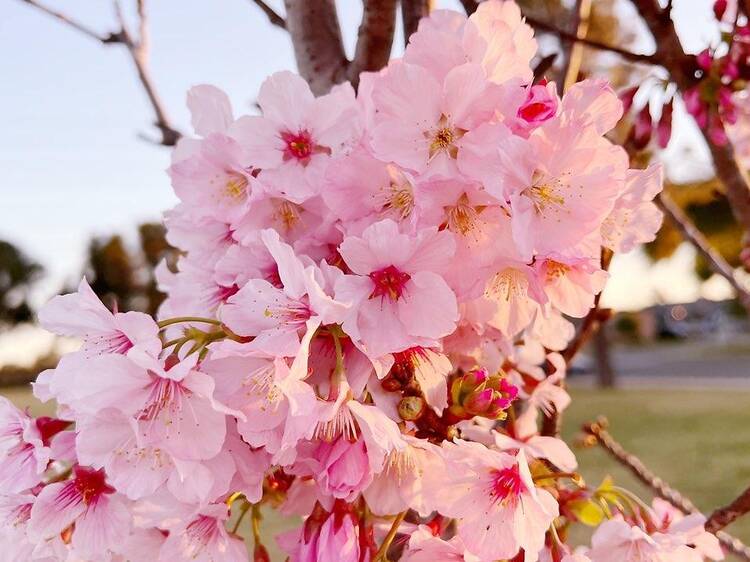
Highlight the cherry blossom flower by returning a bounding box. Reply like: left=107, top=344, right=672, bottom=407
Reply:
left=38, top=278, right=161, bottom=358
left=336, top=219, right=458, bottom=357
left=434, top=441, right=558, bottom=561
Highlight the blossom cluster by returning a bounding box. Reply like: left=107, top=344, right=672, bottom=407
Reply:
left=0, top=2, right=709, bottom=561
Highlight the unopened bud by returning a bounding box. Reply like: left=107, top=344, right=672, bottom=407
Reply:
left=254, top=544, right=270, bottom=562
left=398, top=396, right=426, bottom=421
left=449, top=369, right=518, bottom=421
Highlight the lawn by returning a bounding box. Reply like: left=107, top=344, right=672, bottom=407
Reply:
left=3, top=385, right=750, bottom=554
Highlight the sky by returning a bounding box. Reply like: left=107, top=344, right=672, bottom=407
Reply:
left=0, top=0, right=738, bottom=349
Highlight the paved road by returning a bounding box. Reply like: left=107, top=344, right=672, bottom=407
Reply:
left=570, top=337, right=750, bottom=388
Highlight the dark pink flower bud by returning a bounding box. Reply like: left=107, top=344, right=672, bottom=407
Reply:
left=708, top=113, right=729, bottom=145
left=517, top=83, right=558, bottom=126
left=464, top=388, right=495, bottom=415
left=632, top=105, right=653, bottom=149
left=657, top=99, right=673, bottom=148
left=697, top=49, right=714, bottom=71
left=722, top=58, right=740, bottom=80
left=714, top=0, right=728, bottom=20
left=619, top=86, right=639, bottom=113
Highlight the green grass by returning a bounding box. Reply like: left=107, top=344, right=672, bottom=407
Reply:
left=564, top=387, right=750, bottom=542
left=3, top=385, right=750, bottom=550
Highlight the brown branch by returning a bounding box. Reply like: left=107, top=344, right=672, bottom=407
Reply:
left=18, top=0, right=120, bottom=43
left=628, top=0, right=750, bottom=242
left=561, top=0, right=592, bottom=92
left=18, top=0, right=180, bottom=146
left=540, top=248, right=613, bottom=437
left=584, top=419, right=750, bottom=561
left=458, top=0, right=478, bottom=15
left=524, top=15, right=659, bottom=66
left=707, top=486, right=750, bottom=534
left=401, top=0, right=431, bottom=45
left=656, top=193, right=750, bottom=312
left=347, top=0, right=397, bottom=86
left=249, top=0, right=286, bottom=29
left=113, top=0, right=180, bottom=146
left=283, top=0, right=348, bottom=95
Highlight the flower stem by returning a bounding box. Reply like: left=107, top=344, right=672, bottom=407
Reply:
left=374, top=511, right=407, bottom=561
left=157, top=316, right=222, bottom=329
left=231, top=500, right=251, bottom=535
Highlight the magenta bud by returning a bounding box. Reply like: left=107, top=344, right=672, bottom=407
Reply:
left=464, top=388, right=495, bottom=415
left=619, top=86, right=639, bottom=114
left=714, top=0, right=728, bottom=21
left=697, top=49, right=713, bottom=71
left=465, top=367, right=488, bottom=387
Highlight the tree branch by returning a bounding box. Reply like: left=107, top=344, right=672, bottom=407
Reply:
left=628, top=0, right=750, bottom=241
left=401, top=0, right=431, bottom=45
left=18, top=0, right=180, bottom=146
left=458, top=0, right=478, bottom=15
left=584, top=419, right=750, bottom=561
left=249, top=0, right=286, bottom=29
left=18, top=0, right=120, bottom=43
left=656, top=193, right=750, bottom=312
left=560, top=0, right=592, bottom=92
left=523, top=15, right=659, bottom=66
left=707, top=486, right=750, bottom=534
left=113, top=0, right=180, bottom=146
left=540, top=248, right=613, bottom=437
left=283, top=0, right=348, bottom=95
left=347, top=0, right=397, bottom=86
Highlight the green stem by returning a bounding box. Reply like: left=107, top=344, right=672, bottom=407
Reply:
left=157, top=316, right=222, bottom=329
left=374, top=511, right=406, bottom=561
left=231, top=501, right=251, bottom=535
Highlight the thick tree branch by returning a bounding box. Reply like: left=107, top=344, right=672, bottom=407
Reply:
left=249, top=0, right=286, bottom=29
left=283, top=0, right=348, bottom=95
left=18, top=0, right=180, bottom=146
left=401, top=0, right=431, bottom=45
left=458, top=0, right=478, bottom=15
left=584, top=419, right=750, bottom=561
left=347, top=0, right=397, bottom=86
left=347, top=0, right=397, bottom=88
left=656, top=193, right=750, bottom=311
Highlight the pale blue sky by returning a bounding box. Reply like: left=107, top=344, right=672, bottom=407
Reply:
left=0, top=0, right=733, bottom=312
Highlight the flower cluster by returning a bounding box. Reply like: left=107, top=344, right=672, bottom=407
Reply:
left=0, top=2, right=694, bottom=561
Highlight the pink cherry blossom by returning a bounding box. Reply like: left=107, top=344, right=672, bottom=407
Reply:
left=28, top=465, right=131, bottom=558
left=434, top=441, right=558, bottom=561
left=38, top=278, right=161, bottom=358
left=158, top=504, right=247, bottom=562
left=336, top=219, right=458, bottom=357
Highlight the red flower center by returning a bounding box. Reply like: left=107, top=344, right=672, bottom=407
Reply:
left=73, top=466, right=115, bottom=505
left=489, top=464, right=526, bottom=505
left=281, top=130, right=314, bottom=161
left=369, top=265, right=411, bottom=301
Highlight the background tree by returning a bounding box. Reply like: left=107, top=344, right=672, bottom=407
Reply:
left=0, top=240, right=42, bottom=328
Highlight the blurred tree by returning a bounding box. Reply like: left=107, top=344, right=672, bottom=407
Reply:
left=0, top=240, right=43, bottom=327
left=83, top=223, right=177, bottom=316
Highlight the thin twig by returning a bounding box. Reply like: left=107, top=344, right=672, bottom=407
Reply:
left=656, top=193, right=750, bottom=312
left=584, top=419, right=750, bottom=561
left=561, top=0, right=592, bottom=92
left=18, top=0, right=119, bottom=43
left=524, top=14, right=659, bottom=66
left=249, top=0, right=286, bottom=29
left=374, top=511, right=407, bottom=561
left=707, top=486, right=750, bottom=534
left=114, top=0, right=180, bottom=146
left=540, top=248, right=613, bottom=437
left=18, top=0, right=180, bottom=146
